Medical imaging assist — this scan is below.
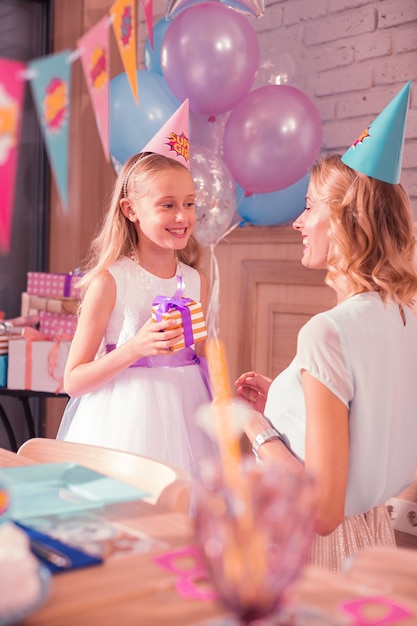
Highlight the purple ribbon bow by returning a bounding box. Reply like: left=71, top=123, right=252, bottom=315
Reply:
left=63, top=268, right=83, bottom=297
left=152, top=276, right=194, bottom=348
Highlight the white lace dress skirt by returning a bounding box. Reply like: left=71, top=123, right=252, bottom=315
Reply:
left=58, top=360, right=219, bottom=480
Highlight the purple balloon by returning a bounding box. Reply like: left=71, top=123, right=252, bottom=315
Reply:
left=161, top=3, right=260, bottom=117
left=222, top=85, right=322, bottom=194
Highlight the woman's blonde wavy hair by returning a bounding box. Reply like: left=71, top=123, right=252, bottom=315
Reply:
left=76, top=153, right=201, bottom=298
left=310, top=154, right=417, bottom=306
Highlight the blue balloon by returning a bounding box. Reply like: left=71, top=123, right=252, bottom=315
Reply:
left=144, top=18, right=171, bottom=75
left=110, top=70, right=180, bottom=164
left=236, top=173, right=310, bottom=226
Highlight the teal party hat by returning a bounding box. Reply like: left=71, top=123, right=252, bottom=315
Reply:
left=341, top=81, right=411, bottom=184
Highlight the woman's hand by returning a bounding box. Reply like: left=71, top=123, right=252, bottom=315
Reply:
left=234, top=371, right=272, bottom=414
left=133, top=318, right=184, bottom=356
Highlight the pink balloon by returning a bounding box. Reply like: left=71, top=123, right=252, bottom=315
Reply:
left=161, top=3, right=260, bottom=117
left=222, top=85, right=322, bottom=194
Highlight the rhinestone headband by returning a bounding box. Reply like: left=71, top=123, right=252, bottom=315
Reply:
left=122, top=153, right=155, bottom=198
left=122, top=159, right=140, bottom=198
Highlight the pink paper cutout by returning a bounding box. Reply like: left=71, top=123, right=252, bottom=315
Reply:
left=154, top=545, right=218, bottom=601
left=340, top=595, right=413, bottom=625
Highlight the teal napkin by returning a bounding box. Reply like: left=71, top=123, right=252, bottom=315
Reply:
left=0, top=462, right=150, bottom=520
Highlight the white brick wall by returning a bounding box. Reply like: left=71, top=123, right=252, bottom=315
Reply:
left=141, top=0, right=417, bottom=217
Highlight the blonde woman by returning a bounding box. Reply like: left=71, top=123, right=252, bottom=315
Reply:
left=236, top=152, right=417, bottom=571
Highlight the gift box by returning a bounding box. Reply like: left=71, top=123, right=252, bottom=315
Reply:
left=0, top=355, right=7, bottom=387
left=0, top=334, right=8, bottom=356
left=7, top=335, right=71, bottom=393
left=27, top=271, right=83, bottom=299
left=21, top=292, right=79, bottom=316
left=152, top=295, right=207, bottom=352
left=39, top=311, right=78, bottom=338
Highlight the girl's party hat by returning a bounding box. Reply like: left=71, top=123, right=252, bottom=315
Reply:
left=140, top=99, right=190, bottom=170
left=341, top=81, right=411, bottom=184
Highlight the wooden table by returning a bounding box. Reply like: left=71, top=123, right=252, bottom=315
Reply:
left=2, top=448, right=417, bottom=626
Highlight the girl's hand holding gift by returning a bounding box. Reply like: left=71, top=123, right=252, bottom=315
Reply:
left=133, top=318, right=184, bottom=356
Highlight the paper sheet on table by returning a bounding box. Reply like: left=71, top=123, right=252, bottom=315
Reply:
left=0, top=462, right=150, bottom=520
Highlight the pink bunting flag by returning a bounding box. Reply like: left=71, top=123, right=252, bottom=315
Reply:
left=0, top=59, right=26, bottom=254
left=78, top=16, right=111, bottom=162
left=141, top=0, right=154, bottom=50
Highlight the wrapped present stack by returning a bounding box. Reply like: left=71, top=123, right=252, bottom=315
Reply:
left=24, top=269, right=82, bottom=337
left=0, top=329, right=8, bottom=388
left=0, top=311, right=38, bottom=388
left=7, top=270, right=82, bottom=394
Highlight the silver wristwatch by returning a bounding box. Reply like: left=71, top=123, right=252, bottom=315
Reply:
left=252, top=427, right=282, bottom=458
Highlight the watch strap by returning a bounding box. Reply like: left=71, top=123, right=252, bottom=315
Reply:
left=252, top=427, right=282, bottom=458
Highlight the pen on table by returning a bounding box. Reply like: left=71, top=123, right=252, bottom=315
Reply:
left=30, top=538, right=72, bottom=569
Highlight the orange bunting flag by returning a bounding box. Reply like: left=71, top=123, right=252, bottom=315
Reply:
left=111, top=0, right=139, bottom=105
left=78, top=16, right=111, bottom=162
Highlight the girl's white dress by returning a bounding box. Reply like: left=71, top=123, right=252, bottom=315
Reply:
left=57, top=257, right=219, bottom=479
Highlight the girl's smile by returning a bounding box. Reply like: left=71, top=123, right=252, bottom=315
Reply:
left=123, top=168, right=196, bottom=252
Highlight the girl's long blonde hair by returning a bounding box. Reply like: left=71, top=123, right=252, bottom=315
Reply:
left=76, top=153, right=201, bottom=297
left=311, top=154, right=417, bottom=306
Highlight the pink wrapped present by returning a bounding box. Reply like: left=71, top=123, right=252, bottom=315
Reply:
left=39, top=311, right=77, bottom=338
left=7, top=332, right=71, bottom=393
left=27, top=270, right=83, bottom=299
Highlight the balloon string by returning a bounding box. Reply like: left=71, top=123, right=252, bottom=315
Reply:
left=205, top=221, right=239, bottom=341
left=235, top=187, right=245, bottom=212
left=206, top=243, right=220, bottom=340
left=208, top=115, right=224, bottom=156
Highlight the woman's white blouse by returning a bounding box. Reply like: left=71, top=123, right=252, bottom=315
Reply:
left=265, top=292, right=417, bottom=517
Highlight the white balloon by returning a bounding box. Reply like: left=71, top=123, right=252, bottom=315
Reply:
left=190, top=143, right=237, bottom=247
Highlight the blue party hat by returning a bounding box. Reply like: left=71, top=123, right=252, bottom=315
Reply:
left=341, top=81, right=411, bottom=184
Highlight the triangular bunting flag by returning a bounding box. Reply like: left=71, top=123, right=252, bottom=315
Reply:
left=111, top=0, right=139, bottom=105
left=141, top=0, right=154, bottom=50
left=0, top=59, right=26, bottom=254
left=78, top=16, right=111, bottom=162
left=28, top=50, right=72, bottom=212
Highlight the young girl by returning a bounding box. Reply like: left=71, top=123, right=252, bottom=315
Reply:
left=57, top=147, right=219, bottom=479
